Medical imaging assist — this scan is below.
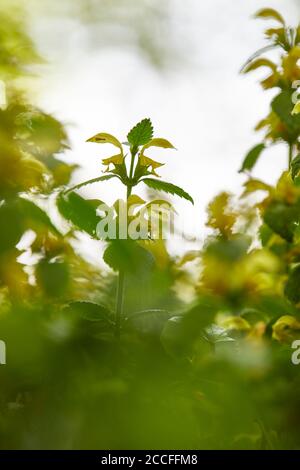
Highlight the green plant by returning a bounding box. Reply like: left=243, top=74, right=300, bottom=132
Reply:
left=58, top=118, right=193, bottom=338
left=240, top=8, right=300, bottom=172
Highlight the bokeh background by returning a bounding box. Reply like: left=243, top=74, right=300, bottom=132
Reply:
left=1, top=0, right=300, bottom=450
left=25, top=0, right=300, bottom=257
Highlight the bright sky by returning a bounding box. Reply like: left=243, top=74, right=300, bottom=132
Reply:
left=30, top=0, right=300, bottom=259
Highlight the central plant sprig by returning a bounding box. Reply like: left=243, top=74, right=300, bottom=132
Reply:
left=83, top=118, right=193, bottom=204
left=58, top=118, right=193, bottom=338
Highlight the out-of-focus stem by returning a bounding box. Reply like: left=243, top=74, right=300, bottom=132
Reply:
left=289, top=143, right=294, bottom=169
left=115, top=270, right=125, bottom=340
left=115, top=147, right=137, bottom=338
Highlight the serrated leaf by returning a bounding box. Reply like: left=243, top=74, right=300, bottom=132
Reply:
left=141, top=178, right=194, bottom=204
left=127, top=118, right=153, bottom=148
left=64, top=174, right=119, bottom=194
left=254, top=8, right=285, bottom=25
left=86, top=132, right=123, bottom=152
left=239, top=143, right=266, bottom=172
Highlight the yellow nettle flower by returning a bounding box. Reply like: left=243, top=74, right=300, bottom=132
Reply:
left=247, top=322, right=266, bottom=339
left=200, top=249, right=280, bottom=298
left=282, top=46, right=300, bottom=82
left=218, top=316, right=251, bottom=333
left=243, top=57, right=280, bottom=90
left=292, top=101, right=300, bottom=115
left=139, top=138, right=175, bottom=177
left=86, top=132, right=124, bottom=171
left=242, top=172, right=300, bottom=206
left=102, top=154, right=123, bottom=172
left=216, top=314, right=267, bottom=340
left=254, top=8, right=285, bottom=25
left=272, top=315, right=300, bottom=343
left=275, top=171, right=300, bottom=204
left=139, top=154, right=164, bottom=177
left=206, top=192, right=237, bottom=237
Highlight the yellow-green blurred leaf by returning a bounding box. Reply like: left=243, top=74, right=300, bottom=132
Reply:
left=254, top=8, right=285, bottom=25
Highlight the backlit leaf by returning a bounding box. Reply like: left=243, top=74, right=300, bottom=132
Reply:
left=57, top=192, right=103, bottom=237
left=103, top=239, right=154, bottom=274
left=239, top=143, right=266, bottom=173
left=64, top=174, right=119, bottom=194
left=141, top=178, right=194, bottom=204
left=127, top=118, right=153, bottom=148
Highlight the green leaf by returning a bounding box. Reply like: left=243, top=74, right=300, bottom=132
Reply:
left=64, top=301, right=112, bottom=323
left=0, top=200, right=24, bottom=254
left=36, top=257, right=69, bottom=298
left=243, top=58, right=277, bottom=74
left=19, top=198, right=60, bottom=235
left=271, top=91, right=300, bottom=139
left=239, top=144, right=266, bottom=173
left=127, top=118, right=153, bottom=148
left=264, top=200, right=299, bottom=242
left=0, top=197, right=60, bottom=255
left=141, top=178, right=194, bottom=204
left=103, top=239, right=154, bottom=274
left=64, top=174, right=119, bottom=194
left=126, top=309, right=171, bottom=336
left=284, top=266, right=300, bottom=304
left=291, top=154, right=300, bottom=180
left=205, top=236, right=250, bottom=263
left=161, top=299, right=218, bottom=357
left=259, top=224, right=273, bottom=246
left=57, top=192, right=103, bottom=237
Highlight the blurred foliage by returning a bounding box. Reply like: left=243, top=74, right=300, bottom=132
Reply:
left=240, top=8, right=300, bottom=171
left=1, top=5, right=300, bottom=451
left=23, top=0, right=180, bottom=69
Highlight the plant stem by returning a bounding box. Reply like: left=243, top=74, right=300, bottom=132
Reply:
left=114, top=148, right=137, bottom=338
left=129, top=148, right=137, bottom=181
left=115, top=270, right=125, bottom=340
left=289, top=143, right=294, bottom=169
